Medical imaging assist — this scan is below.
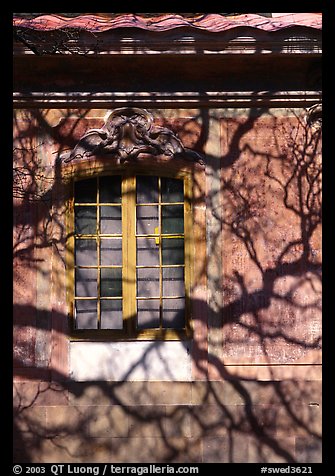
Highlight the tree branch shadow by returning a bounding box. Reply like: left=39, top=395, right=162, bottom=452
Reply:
left=13, top=104, right=321, bottom=463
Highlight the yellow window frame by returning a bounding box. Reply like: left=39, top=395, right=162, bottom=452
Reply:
left=66, top=168, right=194, bottom=341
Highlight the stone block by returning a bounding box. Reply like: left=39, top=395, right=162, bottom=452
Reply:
left=248, top=435, right=296, bottom=463
left=67, top=382, right=118, bottom=406
left=127, top=404, right=193, bottom=439
left=22, top=434, right=198, bottom=464
left=89, top=405, right=128, bottom=438
left=128, top=406, right=167, bottom=437
left=15, top=434, right=120, bottom=464
left=14, top=406, right=47, bottom=436
left=14, top=382, right=69, bottom=408
left=164, top=406, right=193, bottom=438
left=191, top=380, right=245, bottom=406
left=13, top=432, right=45, bottom=463
left=46, top=406, right=89, bottom=437
left=271, top=403, right=322, bottom=438
left=154, top=382, right=192, bottom=405
left=161, top=437, right=202, bottom=463
left=203, top=434, right=249, bottom=463
left=31, top=435, right=92, bottom=463
left=190, top=404, right=229, bottom=438
left=295, top=436, right=322, bottom=463
left=112, top=436, right=202, bottom=463
left=115, top=381, right=191, bottom=406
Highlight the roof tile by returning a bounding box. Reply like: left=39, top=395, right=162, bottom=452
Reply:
left=13, top=13, right=322, bottom=32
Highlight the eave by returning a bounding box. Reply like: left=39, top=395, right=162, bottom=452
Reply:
left=13, top=13, right=322, bottom=57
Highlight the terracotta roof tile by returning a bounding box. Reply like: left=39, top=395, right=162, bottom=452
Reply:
left=13, top=13, right=322, bottom=32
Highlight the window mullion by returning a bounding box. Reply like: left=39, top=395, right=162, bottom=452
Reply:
left=123, top=175, right=137, bottom=335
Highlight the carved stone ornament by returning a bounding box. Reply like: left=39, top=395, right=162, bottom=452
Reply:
left=305, top=103, right=322, bottom=132
left=61, top=107, right=203, bottom=164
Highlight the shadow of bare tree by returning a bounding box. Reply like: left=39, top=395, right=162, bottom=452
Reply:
left=13, top=103, right=321, bottom=463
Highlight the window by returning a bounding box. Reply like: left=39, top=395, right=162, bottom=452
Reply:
left=67, top=171, right=193, bottom=340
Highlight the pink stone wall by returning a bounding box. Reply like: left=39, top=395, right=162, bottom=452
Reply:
left=13, top=107, right=322, bottom=463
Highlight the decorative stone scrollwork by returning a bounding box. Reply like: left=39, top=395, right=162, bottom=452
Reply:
left=61, top=107, right=203, bottom=164
left=305, top=103, right=322, bottom=132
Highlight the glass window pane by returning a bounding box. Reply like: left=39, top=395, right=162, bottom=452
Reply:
left=161, top=177, right=184, bottom=202
left=136, top=205, right=159, bottom=235
left=137, top=237, right=159, bottom=266
left=101, top=299, right=123, bottom=329
left=99, top=176, right=121, bottom=203
left=137, top=268, right=160, bottom=298
left=75, top=268, right=97, bottom=297
left=75, top=239, right=97, bottom=266
left=162, top=238, right=184, bottom=265
left=101, top=268, right=122, bottom=297
left=136, top=176, right=159, bottom=203
left=100, top=206, right=122, bottom=234
left=162, top=298, right=185, bottom=329
left=75, top=206, right=97, bottom=234
left=162, top=205, right=184, bottom=234
left=163, top=268, right=185, bottom=297
left=74, top=179, right=97, bottom=203
left=137, top=299, right=160, bottom=329
left=100, top=238, right=122, bottom=266
left=75, top=300, right=97, bottom=329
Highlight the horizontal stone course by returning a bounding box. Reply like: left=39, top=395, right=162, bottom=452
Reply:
left=67, top=381, right=193, bottom=406
left=14, top=379, right=321, bottom=409
left=13, top=388, right=321, bottom=463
